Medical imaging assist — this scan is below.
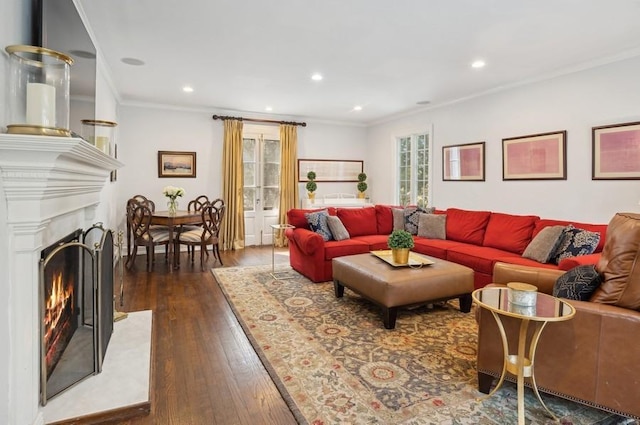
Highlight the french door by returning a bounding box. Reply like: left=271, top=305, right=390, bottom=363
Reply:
left=243, top=131, right=281, bottom=246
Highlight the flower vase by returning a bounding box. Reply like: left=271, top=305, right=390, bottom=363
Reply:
left=168, top=199, right=178, bottom=216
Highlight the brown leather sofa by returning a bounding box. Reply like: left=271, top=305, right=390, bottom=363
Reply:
left=476, top=212, right=640, bottom=420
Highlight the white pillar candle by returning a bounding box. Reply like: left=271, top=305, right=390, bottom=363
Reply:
left=26, top=82, right=56, bottom=127
left=95, top=136, right=110, bottom=155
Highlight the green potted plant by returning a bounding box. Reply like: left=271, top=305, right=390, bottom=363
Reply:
left=387, top=229, right=414, bottom=264
left=357, top=172, right=367, bottom=198
left=306, top=171, right=317, bottom=200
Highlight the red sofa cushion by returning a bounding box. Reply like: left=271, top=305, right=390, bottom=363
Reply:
left=324, top=239, right=369, bottom=260
left=412, top=238, right=465, bottom=260
left=375, top=205, right=394, bottom=235
left=483, top=212, right=539, bottom=254
left=352, top=235, right=389, bottom=250
left=287, top=208, right=336, bottom=230
left=445, top=208, right=491, bottom=245
left=533, top=219, right=607, bottom=252
left=446, top=245, right=520, bottom=275
left=337, top=207, right=378, bottom=237
left=495, top=255, right=560, bottom=270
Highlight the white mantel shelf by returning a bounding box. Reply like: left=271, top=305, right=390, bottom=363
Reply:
left=0, top=133, right=123, bottom=226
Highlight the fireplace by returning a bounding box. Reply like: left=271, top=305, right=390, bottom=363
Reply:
left=38, top=225, right=115, bottom=405
left=0, top=134, right=123, bottom=425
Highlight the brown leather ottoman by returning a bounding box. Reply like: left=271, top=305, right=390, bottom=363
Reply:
left=332, top=253, right=474, bottom=329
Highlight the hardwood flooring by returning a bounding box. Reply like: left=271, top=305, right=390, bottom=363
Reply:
left=116, top=246, right=297, bottom=425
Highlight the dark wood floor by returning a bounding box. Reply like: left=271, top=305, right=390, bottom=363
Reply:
left=117, top=246, right=297, bottom=425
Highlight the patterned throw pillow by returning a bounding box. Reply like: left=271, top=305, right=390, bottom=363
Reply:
left=304, top=209, right=333, bottom=241
left=553, top=265, right=602, bottom=301
left=551, top=225, right=601, bottom=264
left=522, top=225, right=565, bottom=263
left=403, top=207, right=435, bottom=235
left=326, top=216, right=350, bottom=241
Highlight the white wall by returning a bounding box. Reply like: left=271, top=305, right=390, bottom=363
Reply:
left=116, top=106, right=369, bottom=231
left=0, top=1, right=32, bottom=423
left=366, top=56, right=640, bottom=223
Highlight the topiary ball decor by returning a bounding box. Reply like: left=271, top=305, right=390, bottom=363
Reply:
left=388, top=229, right=414, bottom=264
left=357, top=172, right=367, bottom=198
left=306, top=171, right=317, bottom=200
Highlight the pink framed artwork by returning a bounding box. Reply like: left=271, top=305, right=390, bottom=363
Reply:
left=442, top=142, right=485, bottom=181
left=592, top=121, right=640, bottom=180
left=502, top=131, right=566, bottom=180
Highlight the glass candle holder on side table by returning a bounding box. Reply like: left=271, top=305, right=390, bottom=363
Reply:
left=5, top=45, right=74, bottom=136
left=81, top=119, right=117, bottom=155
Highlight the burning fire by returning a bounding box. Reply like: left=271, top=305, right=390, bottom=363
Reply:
left=44, top=271, right=73, bottom=348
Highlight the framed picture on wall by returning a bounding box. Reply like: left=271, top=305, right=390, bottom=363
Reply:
left=298, top=159, right=363, bottom=182
left=442, top=142, right=485, bottom=181
left=502, top=131, right=566, bottom=180
left=158, top=151, right=197, bottom=178
left=592, top=121, right=640, bottom=180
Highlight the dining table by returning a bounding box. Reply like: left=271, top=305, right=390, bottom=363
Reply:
left=151, top=210, right=202, bottom=270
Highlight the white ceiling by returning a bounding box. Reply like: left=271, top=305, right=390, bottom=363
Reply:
left=79, top=0, right=640, bottom=124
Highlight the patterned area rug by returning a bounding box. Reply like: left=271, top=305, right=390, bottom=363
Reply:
left=212, top=265, right=637, bottom=425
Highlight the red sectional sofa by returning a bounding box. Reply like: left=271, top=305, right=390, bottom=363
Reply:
left=285, top=205, right=607, bottom=288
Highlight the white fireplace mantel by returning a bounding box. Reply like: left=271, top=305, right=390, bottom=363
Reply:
left=0, top=133, right=123, bottom=425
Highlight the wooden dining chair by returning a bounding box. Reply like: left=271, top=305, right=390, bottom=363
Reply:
left=182, top=195, right=211, bottom=259
left=126, top=200, right=172, bottom=271
left=126, top=195, right=155, bottom=258
left=175, top=201, right=226, bottom=271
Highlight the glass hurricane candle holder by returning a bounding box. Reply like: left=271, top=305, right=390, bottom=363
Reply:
left=81, top=119, right=117, bottom=155
left=5, top=45, right=74, bottom=137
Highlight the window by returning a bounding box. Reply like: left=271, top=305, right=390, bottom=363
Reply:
left=396, top=131, right=431, bottom=208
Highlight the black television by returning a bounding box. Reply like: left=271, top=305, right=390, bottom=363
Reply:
left=31, top=0, right=97, bottom=135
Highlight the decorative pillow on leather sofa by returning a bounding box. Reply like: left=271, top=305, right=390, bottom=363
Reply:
left=551, top=225, right=600, bottom=264
left=553, top=265, right=602, bottom=301
left=305, top=209, right=333, bottom=241
left=417, top=214, right=446, bottom=239
left=522, top=225, right=565, bottom=263
left=326, top=216, right=350, bottom=241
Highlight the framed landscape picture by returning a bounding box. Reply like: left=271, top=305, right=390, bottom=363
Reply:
left=158, top=151, right=197, bottom=178
left=502, top=131, right=566, bottom=180
left=592, top=121, right=640, bottom=180
left=442, top=142, right=485, bottom=181
left=298, top=159, right=363, bottom=182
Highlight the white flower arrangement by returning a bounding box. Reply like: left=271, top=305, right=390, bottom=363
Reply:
left=162, top=185, right=185, bottom=200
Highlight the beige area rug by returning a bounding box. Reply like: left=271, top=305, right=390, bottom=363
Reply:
left=212, top=265, right=636, bottom=425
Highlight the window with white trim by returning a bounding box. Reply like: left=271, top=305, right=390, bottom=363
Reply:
left=396, top=131, right=431, bottom=208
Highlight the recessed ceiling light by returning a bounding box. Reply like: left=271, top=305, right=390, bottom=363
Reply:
left=265, top=106, right=273, bottom=112
left=471, top=60, right=486, bottom=69
left=121, top=57, right=145, bottom=66
left=311, top=73, right=323, bottom=81
left=416, top=100, right=431, bottom=105
left=182, top=86, right=194, bottom=93
left=353, top=105, right=363, bottom=111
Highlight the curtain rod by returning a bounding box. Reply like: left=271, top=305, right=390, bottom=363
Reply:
left=212, top=114, right=306, bottom=127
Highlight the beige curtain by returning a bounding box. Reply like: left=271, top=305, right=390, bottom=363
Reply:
left=276, top=124, right=299, bottom=247
left=220, top=119, right=245, bottom=250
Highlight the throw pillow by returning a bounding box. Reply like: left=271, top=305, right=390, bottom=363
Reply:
left=551, top=225, right=601, bottom=264
left=417, top=214, right=446, bottom=239
left=326, top=216, right=350, bottom=241
left=553, top=265, right=603, bottom=301
left=392, top=208, right=405, bottom=231
left=304, top=209, right=333, bottom=242
left=404, top=207, right=435, bottom=235
left=522, top=225, right=565, bottom=263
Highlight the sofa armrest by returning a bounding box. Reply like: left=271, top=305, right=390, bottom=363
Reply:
left=557, top=253, right=601, bottom=271
left=493, top=262, right=564, bottom=294
left=289, top=228, right=324, bottom=256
